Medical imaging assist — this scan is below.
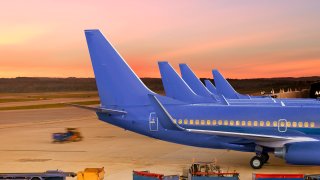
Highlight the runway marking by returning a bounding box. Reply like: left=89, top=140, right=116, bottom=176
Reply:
left=18, top=158, right=51, bottom=162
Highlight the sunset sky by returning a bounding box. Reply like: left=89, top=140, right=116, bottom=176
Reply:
left=0, top=0, right=320, bottom=79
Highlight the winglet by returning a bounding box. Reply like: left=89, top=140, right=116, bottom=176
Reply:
left=148, top=95, right=184, bottom=131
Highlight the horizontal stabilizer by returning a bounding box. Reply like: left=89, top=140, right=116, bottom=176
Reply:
left=148, top=95, right=184, bottom=131
left=66, top=103, right=127, bottom=115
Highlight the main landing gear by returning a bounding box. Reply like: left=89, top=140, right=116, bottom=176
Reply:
left=250, top=153, right=269, bottom=169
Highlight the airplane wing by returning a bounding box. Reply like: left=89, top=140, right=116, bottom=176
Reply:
left=148, top=95, right=317, bottom=145
left=66, top=103, right=127, bottom=115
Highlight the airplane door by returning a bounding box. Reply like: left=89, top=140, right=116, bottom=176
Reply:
left=149, top=112, right=158, bottom=131
left=278, top=119, right=287, bottom=132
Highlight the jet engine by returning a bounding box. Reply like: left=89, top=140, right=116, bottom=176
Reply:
left=275, top=141, right=320, bottom=165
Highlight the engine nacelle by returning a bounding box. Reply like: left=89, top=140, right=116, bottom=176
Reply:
left=275, top=141, right=320, bottom=165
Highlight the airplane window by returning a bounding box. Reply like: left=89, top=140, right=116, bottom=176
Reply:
left=292, top=122, right=297, bottom=127
left=206, top=120, right=211, bottom=125
left=178, top=119, right=183, bottom=124
left=218, top=120, right=223, bottom=125
left=230, top=120, right=234, bottom=126
left=195, top=120, right=200, bottom=125
left=173, top=119, right=177, bottom=124
left=184, top=119, right=188, bottom=125
left=201, top=120, right=205, bottom=125
left=241, top=121, right=246, bottom=126
left=224, top=120, right=229, bottom=125
left=236, top=121, right=240, bottom=126
left=273, top=121, right=277, bottom=127
left=212, top=120, right=217, bottom=125
left=286, top=122, right=291, bottom=127
left=254, top=121, right=258, bottom=126
left=266, top=121, right=270, bottom=126
left=304, top=122, right=309, bottom=127
left=247, top=121, right=252, bottom=126
left=311, top=122, right=315, bottom=128
left=298, top=122, right=303, bottom=127
left=190, top=120, right=194, bottom=125
left=280, top=121, right=285, bottom=127
left=260, top=121, right=264, bottom=127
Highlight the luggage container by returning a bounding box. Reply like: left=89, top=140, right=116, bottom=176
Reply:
left=252, top=174, right=304, bottom=180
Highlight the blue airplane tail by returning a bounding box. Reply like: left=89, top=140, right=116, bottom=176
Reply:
left=158, top=62, right=214, bottom=103
left=212, top=69, right=239, bottom=99
left=212, top=69, right=252, bottom=99
left=85, top=29, right=154, bottom=107
left=204, top=79, right=219, bottom=96
left=179, top=64, right=214, bottom=98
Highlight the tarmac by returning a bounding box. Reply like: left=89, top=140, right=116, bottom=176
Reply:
left=0, top=106, right=320, bottom=179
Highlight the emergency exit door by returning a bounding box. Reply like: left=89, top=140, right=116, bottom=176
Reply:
left=149, top=112, right=158, bottom=131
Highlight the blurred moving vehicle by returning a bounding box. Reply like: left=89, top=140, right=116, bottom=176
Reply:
left=52, top=128, right=83, bottom=143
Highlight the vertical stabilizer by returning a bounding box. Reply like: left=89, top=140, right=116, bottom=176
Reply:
left=85, top=29, right=154, bottom=107
left=212, top=70, right=240, bottom=99
left=204, top=80, right=218, bottom=96
left=179, top=64, right=215, bottom=99
left=158, top=62, right=213, bottom=103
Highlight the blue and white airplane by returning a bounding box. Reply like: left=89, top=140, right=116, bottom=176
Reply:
left=83, top=29, right=320, bottom=169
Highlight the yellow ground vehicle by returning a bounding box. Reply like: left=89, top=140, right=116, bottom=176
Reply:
left=77, top=168, right=105, bottom=180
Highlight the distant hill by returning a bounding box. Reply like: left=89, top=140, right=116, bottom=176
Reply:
left=0, top=76, right=319, bottom=95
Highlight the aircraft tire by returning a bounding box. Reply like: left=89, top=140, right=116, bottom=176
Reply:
left=250, top=156, right=264, bottom=169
